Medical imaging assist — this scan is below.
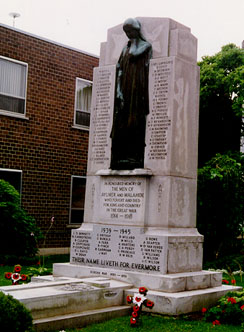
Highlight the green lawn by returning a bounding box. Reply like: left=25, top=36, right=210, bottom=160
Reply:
left=52, top=314, right=244, bottom=332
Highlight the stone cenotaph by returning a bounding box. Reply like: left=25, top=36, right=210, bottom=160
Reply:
left=54, top=17, right=235, bottom=314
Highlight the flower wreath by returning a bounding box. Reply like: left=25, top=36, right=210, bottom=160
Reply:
left=127, top=287, right=154, bottom=326
left=5, top=265, right=28, bottom=285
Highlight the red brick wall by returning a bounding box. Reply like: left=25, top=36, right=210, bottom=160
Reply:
left=0, top=25, right=99, bottom=248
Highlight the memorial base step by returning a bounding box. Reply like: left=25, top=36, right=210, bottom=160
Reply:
left=0, top=274, right=241, bottom=331
left=125, top=285, right=242, bottom=315
left=0, top=276, right=132, bottom=332
left=54, top=263, right=224, bottom=293
left=33, top=305, right=130, bottom=332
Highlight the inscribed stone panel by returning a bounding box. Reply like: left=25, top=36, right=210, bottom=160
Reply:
left=87, top=65, right=116, bottom=173
left=70, top=225, right=168, bottom=274
left=99, top=177, right=147, bottom=225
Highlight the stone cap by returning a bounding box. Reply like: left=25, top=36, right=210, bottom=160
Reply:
left=96, top=169, right=153, bottom=176
left=99, top=17, right=197, bottom=66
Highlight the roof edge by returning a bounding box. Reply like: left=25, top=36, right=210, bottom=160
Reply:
left=0, top=23, right=99, bottom=59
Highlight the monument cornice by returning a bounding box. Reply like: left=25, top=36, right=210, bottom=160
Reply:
left=95, top=169, right=153, bottom=176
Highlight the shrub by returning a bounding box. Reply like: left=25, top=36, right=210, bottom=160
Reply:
left=203, top=253, right=244, bottom=271
left=204, top=290, right=244, bottom=325
left=197, top=152, right=244, bottom=261
left=0, top=254, right=39, bottom=265
left=0, top=179, right=42, bottom=258
left=0, top=291, right=34, bottom=331
left=27, top=266, right=52, bottom=277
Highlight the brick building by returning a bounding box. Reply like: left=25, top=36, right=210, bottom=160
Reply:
left=0, top=23, right=99, bottom=252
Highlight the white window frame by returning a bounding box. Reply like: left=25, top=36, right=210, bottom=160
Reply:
left=0, top=56, right=28, bottom=119
left=0, top=168, right=22, bottom=198
left=73, top=77, right=92, bottom=131
left=69, top=175, right=86, bottom=225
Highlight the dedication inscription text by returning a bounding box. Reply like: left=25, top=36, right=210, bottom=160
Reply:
left=100, top=177, right=146, bottom=223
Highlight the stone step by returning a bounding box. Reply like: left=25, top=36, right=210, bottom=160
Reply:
left=125, top=285, right=242, bottom=315
left=33, top=305, right=130, bottom=332
left=1, top=276, right=132, bottom=320
left=54, top=263, right=223, bottom=292
left=1, top=275, right=241, bottom=331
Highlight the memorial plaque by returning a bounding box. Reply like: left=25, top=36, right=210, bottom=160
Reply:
left=71, top=225, right=168, bottom=274
left=146, top=57, right=173, bottom=164
left=99, top=177, right=147, bottom=224
left=87, top=65, right=116, bottom=172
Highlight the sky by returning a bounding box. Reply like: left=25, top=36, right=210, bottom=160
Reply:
left=0, top=0, right=244, bottom=60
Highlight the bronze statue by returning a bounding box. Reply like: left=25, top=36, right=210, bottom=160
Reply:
left=110, top=18, right=152, bottom=170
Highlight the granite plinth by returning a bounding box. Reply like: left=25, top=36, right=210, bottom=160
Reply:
left=53, top=264, right=221, bottom=293
left=84, top=174, right=198, bottom=230
left=70, top=224, right=203, bottom=275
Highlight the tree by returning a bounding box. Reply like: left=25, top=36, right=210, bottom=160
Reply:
left=0, top=179, right=42, bottom=259
left=197, top=44, right=244, bottom=261
left=197, top=152, right=244, bottom=260
left=198, top=44, right=244, bottom=167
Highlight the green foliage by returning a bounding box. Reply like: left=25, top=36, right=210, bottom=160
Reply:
left=198, top=44, right=244, bottom=166
left=26, top=266, right=52, bottom=277
left=0, top=254, right=39, bottom=265
left=0, top=179, right=42, bottom=258
left=204, top=253, right=244, bottom=271
left=204, top=290, right=244, bottom=326
left=0, top=291, right=34, bottom=332
left=197, top=152, right=244, bottom=260
left=198, top=44, right=244, bottom=261
left=0, top=255, right=69, bottom=286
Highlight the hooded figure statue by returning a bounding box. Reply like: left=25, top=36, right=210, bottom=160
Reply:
left=110, top=18, right=152, bottom=170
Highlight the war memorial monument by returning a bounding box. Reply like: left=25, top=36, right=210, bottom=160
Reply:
left=0, top=17, right=239, bottom=331
left=55, top=17, right=235, bottom=311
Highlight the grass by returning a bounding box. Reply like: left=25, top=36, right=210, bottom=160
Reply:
left=51, top=313, right=244, bottom=331
left=0, top=254, right=69, bottom=286
left=1, top=254, right=244, bottom=331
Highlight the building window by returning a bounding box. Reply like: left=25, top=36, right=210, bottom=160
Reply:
left=70, top=176, right=86, bottom=224
left=0, top=56, right=28, bottom=116
left=74, top=78, right=92, bottom=128
left=0, top=169, right=22, bottom=196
